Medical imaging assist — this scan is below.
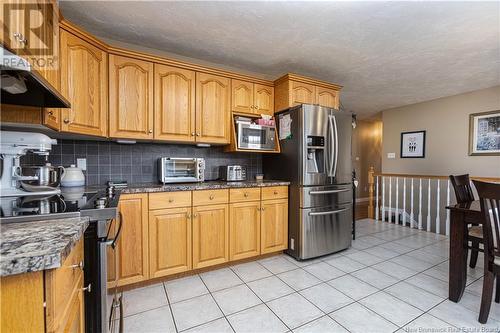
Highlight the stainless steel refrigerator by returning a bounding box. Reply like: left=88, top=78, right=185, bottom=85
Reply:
left=264, top=104, right=354, bottom=260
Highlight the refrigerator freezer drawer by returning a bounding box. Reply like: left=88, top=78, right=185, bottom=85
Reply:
left=300, top=184, right=352, bottom=208
left=297, top=205, right=352, bottom=260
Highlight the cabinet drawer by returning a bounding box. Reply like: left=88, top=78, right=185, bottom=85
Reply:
left=45, top=239, right=84, bottom=332
left=261, top=186, right=288, bottom=200
left=149, top=191, right=192, bottom=210
left=193, top=189, right=229, bottom=206
left=229, top=188, right=261, bottom=203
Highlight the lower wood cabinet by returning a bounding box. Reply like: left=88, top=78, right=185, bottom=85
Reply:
left=261, top=199, right=289, bottom=254
left=115, top=193, right=149, bottom=286
left=229, top=201, right=261, bottom=261
left=192, top=204, right=229, bottom=269
left=59, top=275, right=85, bottom=333
left=149, top=207, right=192, bottom=278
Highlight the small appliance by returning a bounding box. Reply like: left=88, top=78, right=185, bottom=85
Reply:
left=236, top=121, right=276, bottom=151
left=61, top=164, right=85, bottom=187
left=0, top=131, right=59, bottom=197
left=219, top=165, right=247, bottom=181
left=158, top=157, right=205, bottom=184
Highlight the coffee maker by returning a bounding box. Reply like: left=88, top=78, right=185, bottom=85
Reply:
left=0, top=131, right=59, bottom=197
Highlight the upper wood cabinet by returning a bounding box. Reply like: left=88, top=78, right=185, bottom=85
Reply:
left=316, top=87, right=339, bottom=109
left=154, top=64, right=196, bottom=142
left=229, top=201, right=261, bottom=261
left=254, top=84, right=274, bottom=116
left=149, top=207, right=192, bottom=278
left=196, top=73, right=230, bottom=144
left=115, top=193, right=149, bottom=286
left=290, top=81, right=316, bottom=106
left=109, top=55, right=154, bottom=139
left=231, top=80, right=274, bottom=116
left=261, top=198, right=288, bottom=254
left=192, top=203, right=229, bottom=269
left=231, top=79, right=254, bottom=114
left=60, top=29, right=108, bottom=137
left=274, top=74, right=342, bottom=112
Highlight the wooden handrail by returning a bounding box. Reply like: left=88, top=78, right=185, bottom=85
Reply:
left=372, top=173, right=500, bottom=182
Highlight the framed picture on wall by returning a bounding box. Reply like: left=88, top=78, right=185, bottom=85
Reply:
left=469, top=110, right=500, bottom=156
left=400, top=130, right=426, bottom=158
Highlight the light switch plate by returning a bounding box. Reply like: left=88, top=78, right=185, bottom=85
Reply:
left=77, top=158, right=87, bottom=171
left=387, top=152, right=396, bottom=159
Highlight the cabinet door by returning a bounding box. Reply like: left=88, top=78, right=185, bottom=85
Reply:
left=231, top=79, right=254, bottom=114
left=290, top=81, right=316, bottom=106
left=154, top=64, right=196, bottom=142
left=149, top=207, right=192, bottom=278
left=195, top=73, right=230, bottom=144
left=261, top=199, right=288, bottom=254
left=60, top=29, right=107, bottom=136
left=116, top=193, right=149, bottom=286
left=229, top=201, right=261, bottom=261
left=254, top=84, right=274, bottom=116
left=109, top=55, right=153, bottom=139
left=316, top=87, right=339, bottom=109
left=60, top=279, right=85, bottom=333
left=192, top=204, right=229, bottom=269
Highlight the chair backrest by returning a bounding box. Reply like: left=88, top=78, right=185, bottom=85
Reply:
left=449, top=174, right=475, bottom=203
left=473, top=180, right=500, bottom=266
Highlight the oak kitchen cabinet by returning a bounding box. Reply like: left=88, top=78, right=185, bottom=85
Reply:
left=109, top=55, right=154, bottom=139
left=114, top=193, right=149, bottom=286
left=274, top=74, right=342, bottom=112
left=261, top=198, right=288, bottom=254
left=196, top=73, right=231, bottom=144
left=229, top=200, right=261, bottom=261
left=154, top=64, right=196, bottom=142
left=231, top=79, right=274, bottom=116
left=59, top=29, right=108, bottom=137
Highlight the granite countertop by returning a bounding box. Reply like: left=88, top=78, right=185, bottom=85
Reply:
left=1, top=217, right=89, bottom=277
left=117, top=180, right=291, bottom=194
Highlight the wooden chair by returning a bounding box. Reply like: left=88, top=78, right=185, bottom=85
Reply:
left=472, top=180, right=500, bottom=324
left=449, top=174, right=482, bottom=268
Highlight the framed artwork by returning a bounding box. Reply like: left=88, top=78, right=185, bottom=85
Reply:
left=469, top=110, right=500, bottom=156
left=401, top=130, right=426, bottom=158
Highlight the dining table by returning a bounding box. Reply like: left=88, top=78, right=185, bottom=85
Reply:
left=446, top=200, right=482, bottom=302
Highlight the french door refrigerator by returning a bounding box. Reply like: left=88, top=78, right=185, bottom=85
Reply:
left=264, top=104, right=354, bottom=260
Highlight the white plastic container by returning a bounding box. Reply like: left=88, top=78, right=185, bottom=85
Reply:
left=61, top=164, right=85, bottom=187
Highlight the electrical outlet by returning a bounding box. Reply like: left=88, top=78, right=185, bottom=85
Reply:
left=387, top=152, right=396, bottom=159
left=77, top=158, right=87, bottom=171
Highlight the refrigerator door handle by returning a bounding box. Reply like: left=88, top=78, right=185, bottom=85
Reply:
left=332, top=114, right=339, bottom=178
left=308, top=207, right=349, bottom=216
left=309, top=189, right=350, bottom=195
left=328, top=115, right=335, bottom=177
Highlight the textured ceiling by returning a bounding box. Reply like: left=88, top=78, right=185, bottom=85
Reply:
left=60, top=1, right=500, bottom=117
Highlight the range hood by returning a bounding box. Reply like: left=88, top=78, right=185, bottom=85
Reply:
left=1, top=46, right=70, bottom=108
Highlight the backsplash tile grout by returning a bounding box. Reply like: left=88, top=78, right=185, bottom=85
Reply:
left=21, top=140, right=262, bottom=186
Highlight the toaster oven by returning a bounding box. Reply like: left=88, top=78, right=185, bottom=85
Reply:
left=158, top=157, right=205, bottom=184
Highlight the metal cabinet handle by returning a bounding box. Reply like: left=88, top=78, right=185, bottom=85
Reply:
left=186, top=213, right=191, bottom=219
left=149, top=129, right=153, bottom=134
left=196, top=133, right=200, bottom=137
left=191, top=132, right=195, bottom=136
left=273, top=191, right=278, bottom=195
left=193, top=213, right=198, bottom=218
left=209, top=195, right=215, bottom=200
left=63, top=118, right=70, bottom=124
left=70, top=261, right=84, bottom=270
left=48, top=111, right=53, bottom=116
left=168, top=198, right=174, bottom=203
left=244, top=193, right=249, bottom=197
left=82, top=283, right=91, bottom=293
left=309, top=189, right=349, bottom=195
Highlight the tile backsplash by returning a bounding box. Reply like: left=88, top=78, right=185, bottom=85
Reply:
left=22, top=140, right=262, bottom=186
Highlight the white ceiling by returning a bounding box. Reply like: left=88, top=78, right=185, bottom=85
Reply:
left=60, top=1, right=500, bottom=118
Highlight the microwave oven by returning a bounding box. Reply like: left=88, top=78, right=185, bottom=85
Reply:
left=237, top=122, right=276, bottom=151
left=158, top=157, right=205, bottom=184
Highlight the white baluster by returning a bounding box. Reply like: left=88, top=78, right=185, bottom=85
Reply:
left=427, top=179, right=432, bottom=232
left=436, top=179, right=441, bottom=234
left=381, top=176, right=385, bottom=222
left=410, top=178, right=414, bottom=228
left=388, top=177, right=392, bottom=223
left=418, top=178, right=423, bottom=229
left=446, top=179, right=451, bottom=236
left=403, top=178, right=407, bottom=226
left=395, top=177, right=399, bottom=224
left=375, top=176, right=380, bottom=222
